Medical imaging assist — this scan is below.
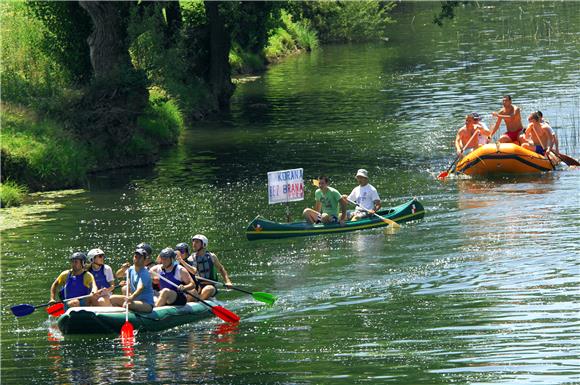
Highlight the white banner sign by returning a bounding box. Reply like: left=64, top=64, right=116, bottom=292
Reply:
left=267, top=168, right=304, bottom=205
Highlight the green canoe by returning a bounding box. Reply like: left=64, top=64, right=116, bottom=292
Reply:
left=246, top=198, right=425, bottom=240
left=57, top=301, right=218, bottom=335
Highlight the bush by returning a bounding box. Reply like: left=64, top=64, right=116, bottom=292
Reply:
left=0, top=181, right=28, bottom=208
left=137, top=88, right=184, bottom=147
left=1, top=104, right=91, bottom=190
left=0, top=3, right=72, bottom=105
left=264, top=10, right=319, bottom=62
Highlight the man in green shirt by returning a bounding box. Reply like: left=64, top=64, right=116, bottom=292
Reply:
left=303, top=176, right=347, bottom=225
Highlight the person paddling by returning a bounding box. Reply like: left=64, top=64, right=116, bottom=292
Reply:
left=343, top=169, right=381, bottom=221
left=489, top=95, right=525, bottom=144
left=49, top=252, right=97, bottom=308
left=110, top=248, right=154, bottom=313
left=149, top=247, right=196, bottom=306
left=186, top=234, right=233, bottom=301
left=520, top=111, right=554, bottom=156
left=303, top=176, right=347, bottom=225
left=86, top=248, right=115, bottom=306
left=455, top=113, right=491, bottom=157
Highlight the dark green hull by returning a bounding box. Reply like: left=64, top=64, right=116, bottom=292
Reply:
left=246, top=198, right=425, bottom=240
left=57, top=302, right=217, bottom=335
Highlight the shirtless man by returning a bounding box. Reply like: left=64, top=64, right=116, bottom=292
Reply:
left=455, top=113, right=491, bottom=157
left=489, top=95, right=524, bottom=144
left=520, top=112, right=553, bottom=155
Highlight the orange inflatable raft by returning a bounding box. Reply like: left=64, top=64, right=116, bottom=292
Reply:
left=455, top=143, right=558, bottom=176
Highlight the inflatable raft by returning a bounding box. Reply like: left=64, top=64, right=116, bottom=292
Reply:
left=246, top=198, right=424, bottom=240
left=57, top=301, right=218, bottom=335
left=455, top=143, right=558, bottom=176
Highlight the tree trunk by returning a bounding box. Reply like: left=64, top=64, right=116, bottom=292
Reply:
left=204, top=1, right=234, bottom=109
left=75, top=1, right=149, bottom=167
left=78, top=1, right=131, bottom=81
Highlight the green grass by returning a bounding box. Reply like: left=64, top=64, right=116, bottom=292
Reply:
left=264, top=10, right=319, bottom=62
left=0, top=181, right=28, bottom=208
left=1, top=104, right=91, bottom=190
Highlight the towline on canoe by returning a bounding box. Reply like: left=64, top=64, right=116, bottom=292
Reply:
left=57, top=300, right=220, bottom=335
left=455, top=143, right=558, bottom=176
left=246, top=198, right=424, bottom=241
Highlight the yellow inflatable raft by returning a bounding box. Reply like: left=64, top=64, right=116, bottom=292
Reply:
left=455, top=143, right=558, bottom=176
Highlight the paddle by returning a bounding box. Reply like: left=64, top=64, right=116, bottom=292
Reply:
left=120, top=270, right=134, bottom=339
left=346, top=198, right=401, bottom=228
left=195, top=276, right=277, bottom=305
left=438, top=128, right=481, bottom=180
left=553, top=151, right=580, bottom=166
left=11, top=293, right=95, bottom=318
left=152, top=271, right=240, bottom=323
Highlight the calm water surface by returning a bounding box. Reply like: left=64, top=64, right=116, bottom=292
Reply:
left=2, top=2, right=579, bottom=384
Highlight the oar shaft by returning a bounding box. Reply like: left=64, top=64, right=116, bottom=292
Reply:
left=346, top=198, right=399, bottom=226
left=195, top=276, right=253, bottom=295
left=152, top=271, right=213, bottom=308
left=44, top=292, right=95, bottom=308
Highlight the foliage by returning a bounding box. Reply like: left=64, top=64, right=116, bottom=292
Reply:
left=433, top=1, right=469, bottom=26
left=263, top=10, right=319, bottom=62
left=0, top=181, right=28, bottom=208
left=25, top=1, right=92, bottom=83
left=286, top=1, right=396, bottom=43
left=128, top=1, right=212, bottom=117
left=0, top=2, right=71, bottom=105
left=137, top=88, right=184, bottom=147
left=1, top=104, right=91, bottom=191
left=224, top=2, right=282, bottom=54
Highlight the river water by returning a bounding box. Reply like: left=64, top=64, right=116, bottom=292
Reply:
left=1, top=2, right=579, bottom=384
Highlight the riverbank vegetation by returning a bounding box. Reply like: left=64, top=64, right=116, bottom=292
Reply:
left=1, top=1, right=396, bottom=206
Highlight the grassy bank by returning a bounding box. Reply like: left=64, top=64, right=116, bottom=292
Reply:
left=1, top=93, right=184, bottom=207
left=0, top=181, right=27, bottom=208
left=231, top=10, right=319, bottom=74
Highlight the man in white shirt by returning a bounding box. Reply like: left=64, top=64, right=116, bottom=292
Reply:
left=344, top=169, right=381, bottom=221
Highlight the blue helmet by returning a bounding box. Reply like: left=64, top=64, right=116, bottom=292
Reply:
left=70, top=252, right=87, bottom=263
left=175, top=242, right=189, bottom=254
left=159, top=247, right=176, bottom=260
left=136, top=242, right=153, bottom=257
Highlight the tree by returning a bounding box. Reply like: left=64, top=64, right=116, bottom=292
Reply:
left=75, top=1, right=148, bottom=161
left=204, top=1, right=234, bottom=109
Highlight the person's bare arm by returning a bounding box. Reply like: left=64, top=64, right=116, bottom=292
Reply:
left=212, top=255, right=232, bottom=286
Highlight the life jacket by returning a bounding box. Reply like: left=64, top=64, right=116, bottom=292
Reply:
left=89, top=265, right=109, bottom=290
left=158, top=265, right=184, bottom=292
left=193, top=251, right=218, bottom=283
left=59, top=270, right=90, bottom=300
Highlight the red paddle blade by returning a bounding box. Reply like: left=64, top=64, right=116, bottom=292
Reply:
left=437, top=171, right=449, bottom=180
left=121, top=321, right=134, bottom=339
left=47, top=303, right=65, bottom=317
left=211, top=305, right=240, bottom=323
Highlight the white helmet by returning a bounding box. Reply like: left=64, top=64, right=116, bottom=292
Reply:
left=191, top=234, right=208, bottom=248
left=87, top=248, right=105, bottom=263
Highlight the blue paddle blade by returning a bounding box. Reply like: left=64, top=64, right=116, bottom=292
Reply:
left=11, top=304, right=35, bottom=317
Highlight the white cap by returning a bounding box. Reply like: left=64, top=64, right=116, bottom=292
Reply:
left=87, top=248, right=105, bottom=263
left=356, top=169, right=369, bottom=178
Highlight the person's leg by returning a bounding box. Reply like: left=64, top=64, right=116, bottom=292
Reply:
left=199, top=285, right=217, bottom=300
left=129, top=300, right=153, bottom=313
left=498, top=133, right=511, bottom=143
left=303, top=208, right=319, bottom=223
left=109, top=294, right=126, bottom=307
left=97, top=295, right=112, bottom=307
left=155, top=289, right=177, bottom=307
left=67, top=299, right=81, bottom=307
left=321, top=213, right=331, bottom=224
left=521, top=141, right=534, bottom=151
